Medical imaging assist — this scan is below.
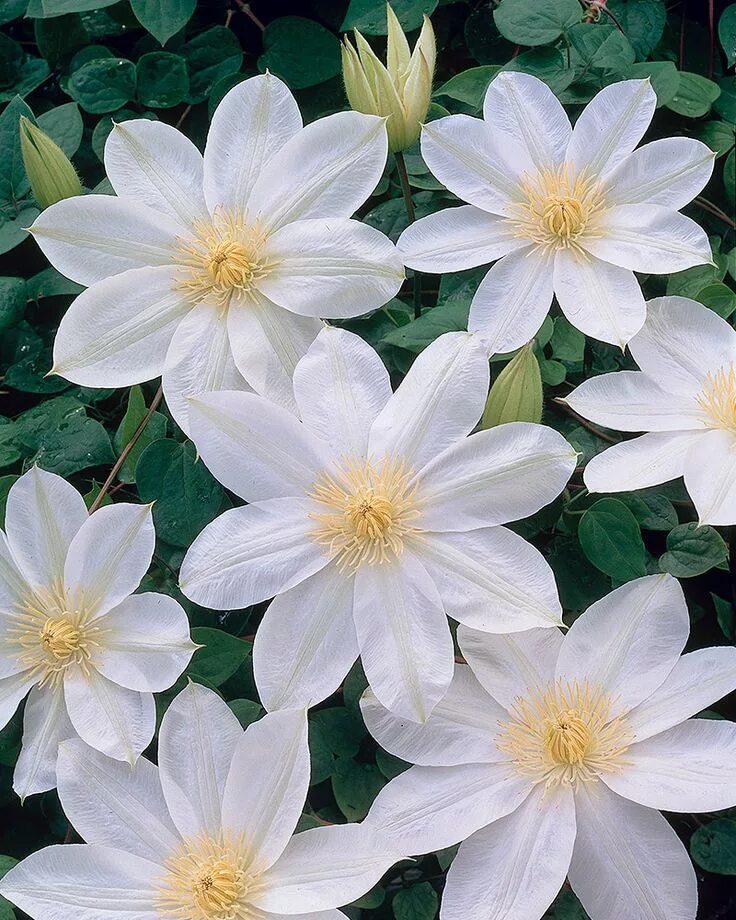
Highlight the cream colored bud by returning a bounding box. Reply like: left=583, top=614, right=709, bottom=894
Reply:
left=19, top=116, right=82, bottom=210
left=482, top=343, right=544, bottom=429
left=342, top=4, right=436, bottom=152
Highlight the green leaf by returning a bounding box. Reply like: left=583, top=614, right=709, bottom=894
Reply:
left=228, top=698, right=263, bottom=729
left=0, top=277, right=26, bottom=332
left=0, top=420, right=21, bottom=470
left=0, top=206, right=39, bottom=254
left=136, top=52, right=189, bottom=108
left=714, top=76, right=736, bottom=122
left=711, top=592, right=734, bottom=640
left=567, top=23, right=636, bottom=74
left=659, top=523, right=728, bottom=577
left=30, top=412, right=114, bottom=476
left=26, top=0, right=118, bottom=15
left=393, top=883, right=439, bottom=920
left=130, top=0, right=195, bottom=46
left=627, top=61, right=680, bottom=106
left=188, top=628, right=250, bottom=687
left=435, top=66, right=500, bottom=109
left=0, top=0, right=27, bottom=26
left=181, top=26, right=243, bottom=104
left=695, top=281, right=736, bottom=319
left=666, top=72, right=721, bottom=118
left=503, top=48, right=575, bottom=95
left=550, top=316, right=585, bottom=362
left=697, top=120, right=736, bottom=157
left=618, top=493, right=678, bottom=531
left=331, top=759, right=385, bottom=820
left=578, top=498, right=647, bottom=581
left=112, top=385, right=167, bottom=484
left=136, top=439, right=225, bottom=548
left=494, top=0, right=580, bottom=47
left=0, top=34, right=23, bottom=88
left=259, top=17, right=342, bottom=90
left=608, top=0, right=666, bottom=60
left=67, top=57, right=137, bottom=113
left=0, top=95, right=33, bottom=204
left=37, top=102, right=84, bottom=157
left=309, top=708, right=366, bottom=785
left=341, top=0, right=438, bottom=35
left=719, top=5, right=736, bottom=68
left=34, top=13, right=88, bottom=66
left=691, top=818, right=736, bottom=874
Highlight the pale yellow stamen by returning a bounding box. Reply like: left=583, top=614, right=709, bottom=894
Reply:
left=175, top=208, right=270, bottom=310
left=511, top=165, right=606, bottom=255
left=496, top=680, right=629, bottom=790
left=308, top=456, right=422, bottom=570
left=696, top=365, right=736, bottom=431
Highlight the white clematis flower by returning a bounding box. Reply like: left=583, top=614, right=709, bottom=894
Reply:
left=0, top=466, right=196, bottom=798
left=398, top=72, right=714, bottom=352
left=0, top=682, right=398, bottom=920
left=362, top=574, right=736, bottom=920
left=178, top=327, right=576, bottom=723
left=567, top=295, right=736, bottom=525
left=30, top=73, right=404, bottom=433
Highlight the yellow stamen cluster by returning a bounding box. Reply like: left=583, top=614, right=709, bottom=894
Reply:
left=696, top=365, right=736, bottom=431
left=309, top=456, right=421, bottom=570
left=158, top=834, right=252, bottom=920
left=175, top=208, right=269, bottom=310
left=5, top=584, right=100, bottom=688
left=496, top=680, right=629, bottom=790
left=512, top=165, right=606, bottom=254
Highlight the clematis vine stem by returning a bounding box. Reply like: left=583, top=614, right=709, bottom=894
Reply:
left=395, top=151, right=422, bottom=319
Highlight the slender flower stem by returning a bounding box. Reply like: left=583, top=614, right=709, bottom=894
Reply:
left=696, top=196, right=736, bottom=230
left=89, top=385, right=164, bottom=514
left=395, top=151, right=422, bottom=320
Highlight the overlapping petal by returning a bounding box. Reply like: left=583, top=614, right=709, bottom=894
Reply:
left=583, top=431, right=701, bottom=494
left=683, top=428, right=736, bottom=525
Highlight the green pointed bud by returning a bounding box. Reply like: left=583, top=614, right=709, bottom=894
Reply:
left=482, top=343, right=544, bottom=429
left=19, top=115, right=82, bottom=210
left=342, top=4, right=436, bottom=152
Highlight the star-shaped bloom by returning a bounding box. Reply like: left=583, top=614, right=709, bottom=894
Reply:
left=178, top=327, right=576, bottom=723
left=398, top=72, right=714, bottom=352
left=567, top=295, right=736, bottom=525
left=362, top=574, right=736, bottom=920
left=0, top=682, right=398, bottom=920
left=0, top=467, right=196, bottom=798
left=30, top=73, right=404, bottom=433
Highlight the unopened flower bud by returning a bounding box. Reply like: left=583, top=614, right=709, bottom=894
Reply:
left=482, top=343, right=544, bottom=429
left=342, top=4, right=436, bottom=153
left=19, top=115, right=82, bottom=210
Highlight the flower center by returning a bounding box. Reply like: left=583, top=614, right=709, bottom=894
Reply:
left=40, top=616, right=83, bottom=660
left=496, top=680, right=629, bottom=790
left=512, top=166, right=605, bottom=253
left=175, top=208, right=269, bottom=310
left=158, top=835, right=252, bottom=920
left=308, top=456, right=421, bottom=570
left=696, top=364, right=736, bottom=431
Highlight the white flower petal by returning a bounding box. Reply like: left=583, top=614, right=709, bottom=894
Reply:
left=604, top=137, right=715, bottom=209
left=0, top=530, right=28, bottom=619
left=584, top=431, right=701, bottom=494
left=258, top=218, right=403, bottom=319
left=420, top=115, right=528, bottom=216
left=369, top=331, right=489, bottom=470
left=484, top=71, right=572, bottom=171
left=457, top=625, right=563, bottom=711
left=163, top=301, right=252, bottom=437
left=553, top=249, right=646, bottom=348
left=0, top=670, right=35, bottom=731
left=414, top=528, right=563, bottom=631
left=684, top=429, right=736, bottom=525
left=0, top=844, right=161, bottom=920
left=158, top=682, right=242, bottom=839
left=467, top=247, right=555, bottom=355
left=64, top=503, right=154, bottom=619
left=570, top=783, right=697, bottom=920
left=187, top=390, right=333, bottom=503
left=629, top=295, right=736, bottom=395
left=105, top=119, right=206, bottom=229
left=203, top=73, right=302, bottom=213
left=13, top=684, right=73, bottom=799
left=254, top=563, right=358, bottom=712
left=30, top=195, right=184, bottom=286
left=604, top=719, right=736, bottom=812
left=565, top=79, right=656, bottom=178
left=293, top=326, right=392, bottom=458
left=63, top=668, right=155, bottom=764
left=397, top=206, right=525, bottom=273
left=222, top=710, right=309, bottom=873
left=93, top=593, right=195, bottom=693
left=364, top=761, right=531, bottom=854
left=442, top=784, right=575, bottom=920
left=360, top=664, right=507, bottom=766
left=415, top=422, right=575, bottom=531
left=57, top=739, right=180, bottom=862
left=179, top=499, right=327, bottom=610
left=626, top=647, right=736, bottom=742
left=248, top=112, right=388, bottom=231
left=227, top=293, right=320, bottom=414
left=253, top=824, right=400, bottom=914
left=52, top=266, right=192, bottom=387
left=353, top=551, right=454, bottom=723
left=555, top=575, right=688, bottom=716
left=586, top=205, right=712, bottom=273
left=565, top=371, right=703, bottom=432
